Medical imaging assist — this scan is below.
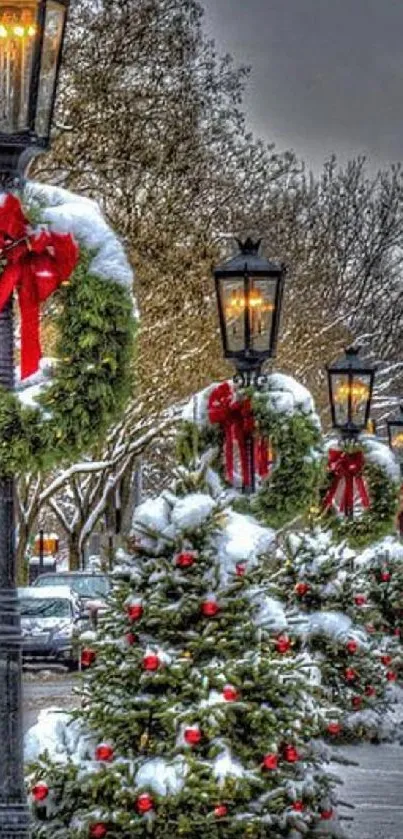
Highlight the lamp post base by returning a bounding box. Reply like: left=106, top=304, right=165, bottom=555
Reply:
left=0, top=806, right=31, bottom=838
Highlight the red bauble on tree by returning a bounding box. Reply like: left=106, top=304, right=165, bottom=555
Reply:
left=81, top=648, right=96, bottom=668
left=127, top=603, right=143, bottom=622
left=235, top=563, right=247, bottom=577
left=222, top=685, right=240, bottom=702
left=320, top=809, right=334, bottom=820
left=95, top=744, right=114, bottom=762
left=175, top=551, right=196, bottom=568
left=283, top=744, right=300, bottom=762
left=143, top=653, right=160, bottom=671
left=380, top=570, right=391, bottom=582
left=386, top=670, right=397, bottom=682
left=381, top=654, right=392, bottom=666
left=184, top=726, right=202, bottom=746
left=344, top=667, right=358, bottom=682
left=346, top=639, right=358, bottom=654
left=275, top=635, right=291, bottom=654
left=32, top=783, right=49, bottom=802
left=201, top=598, right=220, bottom=617
left=262, top=753, right=278, bottom=770
left=292, top=801, right=305, bottom=812
left=214, top=804, right=228, bottom=818
left=352, top=695, right=362, bottom=709
left=294, top=582, right=310, bottom=596
left=327, top=721, right=342, bottom=736
left=89, top=824, right=108, bottom=839
left=126, top=632, right=138, bottom=646
left=365, top=685, right=376, bottom=696
left=135, top=793, right=154, bottom=814
left=354, top=595, right=367, bottom=607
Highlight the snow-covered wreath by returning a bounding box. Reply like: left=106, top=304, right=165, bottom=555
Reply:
left=0, top=184, right=136, bottom=475
left=178, top=374, right=323, bottom=529
left=318, top=435, right=400, bottom=548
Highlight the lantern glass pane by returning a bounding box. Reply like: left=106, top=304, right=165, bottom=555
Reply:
left=390, top=423, right=403, bottom=461
left=0, top=0, right=39, bottom=132
left=220, top=278, right=245, bottom=353
left=35, top=0, right=64, bottom=137
left=247, top=276, right=276, bottom=352
left=333, top=372, right=371, bottom=427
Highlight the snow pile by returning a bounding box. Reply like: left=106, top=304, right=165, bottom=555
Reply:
left=25, top=182, right=135, bottom=295
left=24, top=709, right=94, bottom=765
left=216, top=509, right=275, bottom=583
left=135, top=757, right=186, bottom=795
left=355, top=534, right=403, bottom=568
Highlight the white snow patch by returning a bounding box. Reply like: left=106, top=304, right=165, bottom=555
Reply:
left=216, top=509, right=275, bottom=582
left=135, top=757, right=186, bottom=796
left=171, top=493, right=215, bottom=532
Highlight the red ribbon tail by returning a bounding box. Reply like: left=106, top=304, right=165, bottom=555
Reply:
left=256, top=436, right=269, bottom=479
left=18, top=284, right=41, bottom=379
left=355, top=476, right=370, bottom=508
left=343, top=474, right=355, bottom=514
left=323, top=476, right=340, bottom=511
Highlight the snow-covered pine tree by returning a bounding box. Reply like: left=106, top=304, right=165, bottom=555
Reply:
left=27, top=468, right=344, bottom=838
left=265, top=529, right=398, bottom=743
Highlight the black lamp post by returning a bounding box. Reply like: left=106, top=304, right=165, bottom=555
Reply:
left=387, top=405, right=403, bottom=473
left=213, top=238, right=286, bottom=493
left=0, top=2, right=69, bottom=835
left=327, top=346, right=376, bottom=440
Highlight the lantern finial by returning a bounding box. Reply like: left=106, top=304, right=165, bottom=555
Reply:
left=236, top=237, right=262, bottom=255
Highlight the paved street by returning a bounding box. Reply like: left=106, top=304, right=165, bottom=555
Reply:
left=22, top=671, right=80, bottom=735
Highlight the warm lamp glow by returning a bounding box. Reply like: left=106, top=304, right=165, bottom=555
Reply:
left=225, top=288, right=274, bottom=317
left=392, top=432, right=403, bottom=449
left=334, top=379, right=369, bottom=404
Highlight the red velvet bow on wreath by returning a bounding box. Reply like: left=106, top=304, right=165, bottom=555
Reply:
left=0, top=194, right=79, bottom=379
left=323, top=448, right=370, bottom=516
left=208, top=381, right=270, bottom=488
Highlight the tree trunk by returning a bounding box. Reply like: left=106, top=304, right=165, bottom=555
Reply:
left=68, top=531, right=82, bottom=571
left=16, top=521, right=30, bottom=586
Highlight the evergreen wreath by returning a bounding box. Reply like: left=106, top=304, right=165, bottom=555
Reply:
left=178, top=376, right=323, bottom=530
left=0, top=187, right=136, bottom=475
left=317, top=441, right=400, bottom=549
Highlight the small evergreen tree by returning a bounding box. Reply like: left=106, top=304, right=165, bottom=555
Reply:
left=28, top=471, right=342, bottom=838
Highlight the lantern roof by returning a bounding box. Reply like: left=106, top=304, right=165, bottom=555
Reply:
left=327, top=346, right=377, bottom=374
left=214, top=238, right=284, bottom=277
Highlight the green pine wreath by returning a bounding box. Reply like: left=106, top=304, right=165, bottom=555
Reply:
left=317, top=444, right=400, bottom=549
left=178, top=378, right=323, bottom=530
left=0, top=192, right=136, bottom=476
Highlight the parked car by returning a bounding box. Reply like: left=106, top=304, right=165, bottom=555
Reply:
left=18, top=586, right=85, bottom=669
left=32, top=571, right=111, bottom=625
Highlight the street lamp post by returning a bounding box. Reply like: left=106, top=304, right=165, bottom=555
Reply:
left=0, top=2, right=69, bottom=835
left=213, top=238, right=286, bottom=493
left=327, top=346, right=376, bottom=441
left=387, top=405, right=403, bottom=475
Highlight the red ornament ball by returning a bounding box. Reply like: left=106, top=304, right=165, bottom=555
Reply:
left=275, top=635, right=291, bottom=654
left=346, top=639, right=358, bottom=654
left=222, top=685, right=239, bottom=702
left=184, top=726, right=202, bottom=746
left=201, top=599, right=220, bottom=617
left=320, top=809, right=334, bottom=820
left=175, top=551, right=196, bottom=568
left=381, top=654, right=392, bottom=666
left=89, top=825, right=108, bottom=839
left=294, top=582, right=310, bottom=596
left=143, top=653, right=160, bottom=671
left=354, top=595, right=367, bottom=607
left=127, top=603, right=143, bottom=622
left=262, top=753, right=278, bottom=770
left=81, top=648, right=96, bottom=668
left=292, top=801, right=305, bottom=812
left=283, top=744, right=300, bottom=763
left=365, top=685, right=376, bottom=697
left=380, top=571, right=391, bottom=582
left=32, top=783, right=49, bottom=802
left=352, top=696, right=362, bottom=709
left=95, top=744, right=114, bottom=762
left=344, top=667, right=358, bottom=682
left=327, top=722, right=342, bottom=736
left=214, top=804, right=228, bottom=818
left=125, top=632, right=138, bottom=646
left=386, top=670, right=397, bottom=682
left=394, top=628, right=401, bottom=637
left=235, top=563, right=247, bottom=577
left=136, top=793, right=154, bottom=814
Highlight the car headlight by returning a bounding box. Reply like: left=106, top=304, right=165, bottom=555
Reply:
left=52, top=623, right=73, bottom=641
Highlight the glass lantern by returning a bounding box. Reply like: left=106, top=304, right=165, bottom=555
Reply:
left=327, top=346, right=376, bottom=438
left=387, top=406, right=403, bottom=470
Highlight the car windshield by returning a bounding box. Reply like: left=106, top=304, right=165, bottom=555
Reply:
left=20, top=598, right=71, bottom=618
left=35, top=575, right=109, bottom=599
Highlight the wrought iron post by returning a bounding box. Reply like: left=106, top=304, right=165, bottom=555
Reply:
left=0, top=287, right=31, bottom=836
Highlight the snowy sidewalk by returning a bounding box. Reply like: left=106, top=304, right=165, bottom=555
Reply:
left=333, top=742, right=403, bottom=839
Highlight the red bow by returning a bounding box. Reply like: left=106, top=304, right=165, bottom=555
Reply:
left=208, top=382, right=270, bottom=487
left=323, top=448, right=370, bottom=515
left=0, top=194, right=79, bottom=379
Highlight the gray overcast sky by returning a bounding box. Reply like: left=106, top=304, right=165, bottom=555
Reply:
left=202, top=0, right=403, bottom=172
